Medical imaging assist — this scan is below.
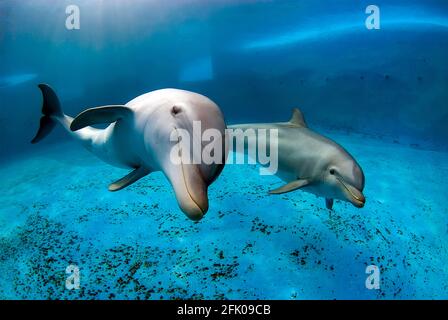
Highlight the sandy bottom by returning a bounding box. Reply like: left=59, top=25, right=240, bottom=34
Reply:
left=0, top=131, right=447, bottom=299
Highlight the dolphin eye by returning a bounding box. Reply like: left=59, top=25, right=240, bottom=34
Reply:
left=329, top=169, right=336, bottom=175
left=171, top=105, right=181, bottom=115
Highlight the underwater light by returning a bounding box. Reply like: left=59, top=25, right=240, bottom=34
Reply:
left=242, top=14, right=448, bottom=51
left=0, top=73, right=37, bottom=88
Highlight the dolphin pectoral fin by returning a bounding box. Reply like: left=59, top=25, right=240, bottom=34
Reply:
left=325, top=198, right=334, bottom=210
left=108, top=167, right=150, bottom=192
left=269, top=179, right=309, bottom=195
left=288, top=108, right=307, bottom=127
left=70, top=105, right=133, bottom=131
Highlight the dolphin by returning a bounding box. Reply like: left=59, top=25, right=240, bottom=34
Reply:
left=31, top=84, right=228, bottom=221
left=229, top=108, right=365, bottom=209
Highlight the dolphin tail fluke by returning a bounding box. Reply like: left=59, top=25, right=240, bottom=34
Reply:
left=31, top=84, right=64, bottom=144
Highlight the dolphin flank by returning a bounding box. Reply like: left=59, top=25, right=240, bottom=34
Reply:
left=31, top=84, right=228, bottom=220
left=228, top=108, right=365, bottom=209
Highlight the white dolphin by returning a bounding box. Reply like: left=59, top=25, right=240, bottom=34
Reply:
left=229, top=109, right=366, bottom=209
left=32, top=84, right=227, bottom=221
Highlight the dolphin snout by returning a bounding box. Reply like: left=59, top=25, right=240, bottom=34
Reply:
left=345, top=185, right=365, bottom=208
left=351, top=190, right=366, bottom=208
left=336, top=175, right=366, bottom=208
left=178, top=193, right=208, bottom=221
left=165, top=161, right=210, bottom=221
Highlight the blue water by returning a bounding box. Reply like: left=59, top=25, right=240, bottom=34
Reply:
left=1, top=0, right=448, bottom=299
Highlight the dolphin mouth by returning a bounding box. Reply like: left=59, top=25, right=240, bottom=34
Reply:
left=167, top=127, right=209, bottom=221
left=336, top=175, right=366, bottom=208
left=179, top=161, right=208, bottom=220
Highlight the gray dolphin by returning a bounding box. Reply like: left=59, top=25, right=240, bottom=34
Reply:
left=229, top=108, right=365, bottom=209
left=31, top=84, right=228, bottom=220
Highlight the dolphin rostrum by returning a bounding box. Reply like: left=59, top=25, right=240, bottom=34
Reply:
left=32, top=84, right=228, bottom=220
left=229, top=108, right=365, bottom=209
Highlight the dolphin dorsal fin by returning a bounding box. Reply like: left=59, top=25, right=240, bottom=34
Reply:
left=70, top=105, right=133, bottom=131
left=288, top=108, right=307, bottom=127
